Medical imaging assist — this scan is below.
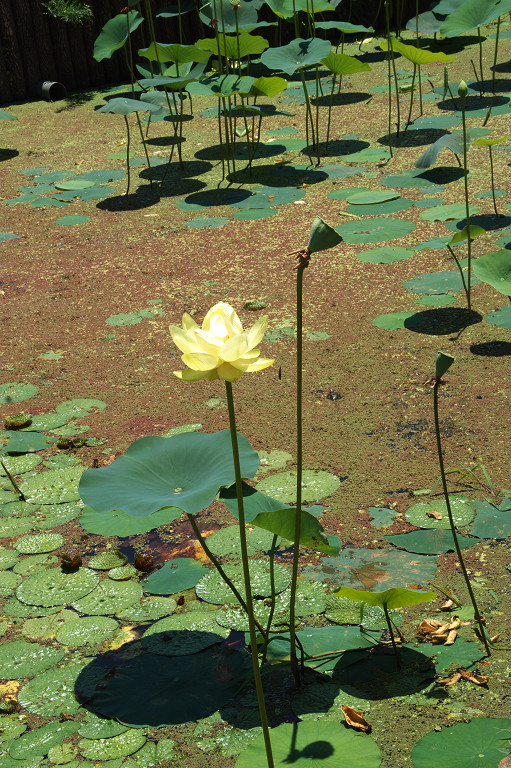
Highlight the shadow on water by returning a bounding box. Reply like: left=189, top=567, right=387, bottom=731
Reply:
left=96, top=178, right=208, bottom=210
left=194, top=142, right=288, bottom=162
left=138, top=159, right=213, bottom=182
left=436, top=94, right=509, bottom=112
left=0, top=149, right=19, bottom=162
left=377, top=128, right=450, bottom=148
left=404, top=308, right=483, bottom=335
left=228, top=163, right=328, bottom=186
left=301, top=138, right=369, bottom=159
left=310, top=91, right=371, bottom=107
left=470, top=340, right=511, bottom=357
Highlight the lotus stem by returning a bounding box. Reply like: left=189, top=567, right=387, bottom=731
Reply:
left=403, top=64, right=417, bottom=137
left=432, top=374, right=490, bottom=656
left=459, top=86, right=472, bottom=317
left=447, top=244, right=469, bottom=306
left=225, top=381, right=275, bottom=768
left=488, top=145, right=499, bottom=217
left=135, top=111, right=153, bottom=189
left=260, top=534, right=279, bottom=664
left=383, top=603, right=401, bottom=668
left=477, top=27, right=484, bottom=92
left=492, top=16, right=501, bottom=95
left=123, top=115, right=131, bottom=195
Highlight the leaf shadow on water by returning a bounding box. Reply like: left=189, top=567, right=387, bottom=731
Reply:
left=404, top=308, right=483, bottom=335
left=96, top=178, right=207, bottom=209
left=436, top=94, right=509, bottom=112
left=377, top=129, right=451, bottom=148
left=468, top=77, right=511, bottom=94
left=300, top=138, right=369, bottom=159
left=356, top=51, right=388, bottom=64
left=310, top=92, right=371, bottom=107
left=470, top=340, right=511, bottom=357
left=230, top=164, right=328, bottom=186
left=0, top=149, right=19, bottom=162
left=143, top=134, right=187, bottom=147
left=414, top=166, right=466, bottom=184
left=448, top=214, right=511, bottom=232
left=139, top=159, right=213, bottom=182
left=194, top=142, right=288, bottom=162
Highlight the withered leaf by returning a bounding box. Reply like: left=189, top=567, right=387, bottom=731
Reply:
left=341, top=705, right=371, bottom=733
left=436, top=671, right=462, bottom=686
left=459, top=669, right=489, bottom=685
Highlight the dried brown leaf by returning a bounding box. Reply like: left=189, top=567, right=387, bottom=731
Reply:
left=440, top=599, right=454, bottom=611
left=427, top=510, right=443, bottom=520
left=444, top=629, right=457, bottom=645
left=436, top=671, right=462, bottom=686
left=340, top=705, right=371, bottom=733
left=419, top=618, right=443, bottom=634
left=459, top=669, right=489, bottom=685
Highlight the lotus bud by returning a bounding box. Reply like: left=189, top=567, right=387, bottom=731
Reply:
left=458, top=80, right=468, bottom=98
left=435, top=351, right=454, bottom=379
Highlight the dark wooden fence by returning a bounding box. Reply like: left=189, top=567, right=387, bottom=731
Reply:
left=0, top=0, right=429, bottom=104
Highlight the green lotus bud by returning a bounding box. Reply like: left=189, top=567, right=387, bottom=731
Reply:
left=435, top=352, right=454, bottom=379
left=458, top=80, right=468, bottom=98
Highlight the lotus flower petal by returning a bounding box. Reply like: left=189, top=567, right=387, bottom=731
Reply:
left=246, top=316, right=268, bottom=348
left=181, top=352, right=220, bottom=371
left=216, top=361, right=245, bottom=381
left=220, top=333, right=250, bottom=362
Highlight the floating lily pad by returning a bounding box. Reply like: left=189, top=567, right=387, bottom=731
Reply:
left=373, top=312, right=415, bottom=329
left=22, top=609, right=76, bottom=641
left=346, top=197, right=413, bottom=216
left=416, top=294, right=455, bottom=307
left=291, top=680, right=370, bottom=722
left=255, top=469, right=340, bottom=503
left=34, top=502, right=81, bottom=529
left=411, top=718, right=511, bottom=768
left=420, top=203, right=479, bottom=221
left=79, top=729, right=146, bottom=760
left=485, top=305, right=511, bottom=329
left=0, top=639, right=64, bottom=679
left=79, top=505, right=179, bottom=536
left=205, top=525, right=279, bottom=560
left=19, top=660, right=101, bottom=716
left=343, top=147, right=390, bottom=163
left=141, top=558, right=207, bottom=595
left=0, top=516, right=35, bottom=537
left=386, top=528, right=478, bottom=554
left=108, top=565, right=138, bottom=580
left=56, top=616, right=119, bottom=646
left=324, top=593, right=402, bottom=630
left=71, top=580, right=143, bottom=615
left=0, top=547, right=19, bottom=569
left=0, top=232, right=21, bottom=242
left=416, top=638, right=485, bottom=674
left=347, top=190, right=400, bottom=204
left=117, top=596, right=177, bottom=621
left=404, top=497, right=474, bottom=529
left=470, top=499, right=511, bottom=539
left=403, top=270, right=472, bottom=294
left=0, top=571, right=21, bottom=596
left=8, top=721, right=78, bottom=760
left=56, top=399, right=106, bottom=418
left=0, top=383, right=38, bottom=404
left=368, top=507, right=399, bottom=528
left=88, top=551, right=127, bottom=570
left=78, top=713, right=129, bottom=739
left=196, top=560, right=290, bottom=604
left=236, top=720, right=381, bottom=767
left=17, top=567, right=99, bottom=606
left=2, top=430, right=50, bottom=454
left=0, top=454, right=42, bottom=475
left=335, top=218, right=415, bottom=244
left=183, top=217, right=230, bottom=229
left=15, top=532, right=65, bottom=554
left=14, top=554, right=57, bottom=576
left=56, top=215, right=91, bottom=225
left=357, top=246, right=414, bottom=264
left=233, top=208, right=277, bottom=220
left=142, top=608, right=229, bottom=655
left=47, top=743, right=78, bottom=764
left=20, top=468, right=85, bottom=504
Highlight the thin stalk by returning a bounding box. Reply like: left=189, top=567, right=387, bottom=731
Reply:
left=315, top=65, right=321, bottom=164
left=402, top=64, right=417, bottom=137
left=477, top=27, right=484, bottom=92
left=492, top=16, right=501, bottom=95
left=460, top=89, right=472, bottom=316
left=447, top=244, right=469, bottom=305
left=418, top=64, right=423, bottom=115
left=260, top=534, right=279, bottom=664
left=225, top=381, right=274, bottom=768
left=325, top=75, right=336, bottom=148
left=488, top=145, right=499, bottom=217
left=123, top=115, right=131, bottom=194
left=299, top=69, right=316, bottom=163
left=470, top=58, right=483, bottom=98
left=383, top=603, right=400, bottom=668
left=135, top=111, right=153, bottom=188
left=433, top=382, right=490, bottom=656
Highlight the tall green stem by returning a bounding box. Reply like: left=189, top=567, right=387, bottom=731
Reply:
left=432, top=380, right=490, bottom=656
left=225, top=381, right=274, bottom=768
left=489, top=145, right=499, bottom=217
left=123, top=115, right=131, bottom=194
left=492, top=16, right=501, bottom=95
left=460, top=87, right=472, bottom=317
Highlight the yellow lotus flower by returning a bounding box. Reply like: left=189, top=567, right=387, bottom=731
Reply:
left=170, top=302, right=274, bottom=382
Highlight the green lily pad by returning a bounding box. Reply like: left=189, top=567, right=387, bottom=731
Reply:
left=79, top=505, right=180, bottom=536
left=0, top=455, right=42, bottom=475
left=8, top=721, right=78, bottom=760
left=345, top=197, right=414, bottom=216
left=108, top=565, right=138, bottom=580
left=411, top=718, right=511, bottom=768
left=21, top=412, right=69, bottom=431
left=343, top=147, right=391, bottom=163
left=357, top=246, right=414, bottom=264
left=56, top=616, right=119, bottom=646
left=236, top=720, right=381, bottom=767
left=291, top=680, right=370, bottom=722
left=0, top=515, right=34, bottom=537
left=14, top=554, right=57, bottom=576
left=485, top=305, right=511, bottom=329
left=255, top=470, right=340, bottom=503
left=56, top=215, right=91, bottom=225
left=420, top=203, right=479, bottom=221
left=47, top=742, right=79, bottom=764
left=373, top=312, right=415, bottom=329
left=347, top=190, right=400, bottom=204
left=324, top=593, right=402, bottom=630
left=78, top=713, right=129, bottom=739
left=386, top=528, right=478, bottom=554
left=3, top=596, right=62, bottom=618
left=2, top=431, right=50, bottom=454
left=416, top=638, right=485, bottom=674
left=15, top=532, right=65, bottom=554
left=403, top=270, right=472, bottom=294
left=17, top=567, right=99, bottom=606
left=196, top=560, right=290, bottom=604
left=141, top=558, right=207, bottom=595
left=205, top=524, right=279, bottom=560
left=233, top=208, right=277, bottom=220
left=56, top=399, right=106, bottom=418
left=141, top=608, right=229, bottom=655
left=0, top=714, right=28, bottom=743
left=79, top=729, right=146, bottom=760
left=0, top=383, right=38, bottom=404
left=71, top=580, right=143, bottom=615
left=473, top=249, right=511, bottom=296
left=470, top=499, right=511, bottom=539
left=257, top=450, right=293, bottom=474
left=34, top=502, right=81, bottom=529
left=88, top=550, right=127, bottom=570
left=22, top=609, right=76, bottom=640
left=55, top=179, right=95, bottom=191
left=19, top=659, right=103, bottom=716
left=0, top=547, right=19, bottom=569
left=416, top=294, right=455, bottom=307
left=404, top=497, right=474, bottom=529
left=335, top=217, right=415, bottom=244
left=20, top=467, right=85, bottom=504
left=183, top=217, right=230, bottom=229
left=0, top=639, right=64, bottom=679
left=117, top=596, right=177, bottom=621
left=368, top=507, right=399, bottom=528
left=0, top=571, right=21, bottom=596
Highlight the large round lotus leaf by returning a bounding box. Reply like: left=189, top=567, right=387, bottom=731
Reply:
left=345, top=198, right=413, bottom=216
left=0, top=500, right=39, bottom=518
left=196, top=560, right=290, bottom=604
left=205, top=524, right=278, bottom=560
left=142, top=608, right=229, bottom=655
left=0, top=383, right=38, bottom=404
left=0, top=547, right=19, bottom=570
left=21, top=412, right=69, bottom=431
left=347, top=190, right=400, bottom=205
left=20, top=468, right=85, bottom=504
left=485, top=305, right=511, bottom=329
left=34, top=502, right=81, bottom=529
left=473, top=249, right=511, bottom=295
left=0, top=571, right=22, bottom=596
left=470, top=499, right=511, bottom=539
left=22, top=609, right=76, bottom=640
left=357, top=246, right=414, bottom=264
left=56, top=399, right=106, bottom=418
left=0, top=516, right=34, bottom=537
left=88, top=551, right=127, bottom=570
left=404, top=497, right=474, bottom=529
left=3, top=597, right=62, bottom=618
left=2, top=431, right=50, bottom=454
left=327, top=187, right=369, bottom=201
left=420, top=203, right=479, bottom=221
left=15, top=532, right=65, bottom=554
left=0, top=639, right=64, bottom=679
left=0, top=455, right=42, bottom=475
left=0, top=757, right=42, bottom=768
left=403, top=270, right=469, bottom=294
left=47, top=742, right=78, bottom=764
left=412, top=718, right=511, bottom=768
left=236, top=720, right=380, bottom=767
left=78, top=713, right=129, bottom=739
left=379, top=170, right=442, bottom=189
left=342, top=147, right=390, bottom=163
left=79, top=431, right=259, bottom=518
left=0, top=714, right=28, bottom=743
left=56, top=616, right=119, bottom=646
left=325, top=594, right=402, bottom=630
left=79, top=505, right=180, bottom=536
left=260, top=38, right=331, bottom=76
left=141, top=558, right=208, bottom=595
left=8, top=721, right=78, bottom=760
left=415, top=637, right=485, bottom=673
left=334, top=218, right=415, bottom=244
left=14, top=553, right=56, bottom=575
left=194, top=710, right=261, bottom=757
left=291, top=680, right=370, bottom=721
left=416, top=294, right=455, bottom=307
left=44, top=453, right=81, bottom=470
left=79, top=729, right=146, bottom=760
left=256, top=469, right=340, bottom=503
left=373, top=312, right=415, bottom=330
left=17, top=567, right=99, bottom=606
left=108, top=565, right=138, bottom=580
left=71, top=580, right=142, bottom=615
left=386, top=528, right=477, bottom=554
left=18, top=661, right=95, bottom=716
left=117, top=596, right=177, bottom=621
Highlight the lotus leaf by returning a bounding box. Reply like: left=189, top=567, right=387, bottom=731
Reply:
left=34, top=502, right=81, bottom=529
left=415, top=133, right=466, bottom=168
left=78, top=713, right=129, bottom=739
left=236, top=720, right=380, bottom=767
left=420, top=203, right=479, bottom=221
left=196, top=34, right=268, bottom=59
left=291, top=680, right=370, bottom=722
left=373, top=312, right=415, bottom=330
left=249, top=76, right=287, bottom=98
left=470, top=499, right=511, bottom=538
left=0, top=639, right=64, bottom=679
left=404, top=497, right=474, bottom=529
left=199, top=0, right=258, bottom=31
left=473, top=249, right=511, bottom=295
left=93, top=11, right=144, bottom=62
left=88, top=550, right=127, bottom=570
left=403, top=270, right=470, bottom=294
left=3, top=596, right=62, bottom=618
left=386, top=528, right=478, bottom=554
left=108, top=565, right=138, bottom=580
left=97, top=97, right=161, bottom=116
left=79, top=431, right=259, bottom=518
left=381, top=37, right=454, bottom=65
left=0, top=455, right=42, bottom=474
left=20, top=467, right=84, bottom=504
left=368, top=506, right=399, bottom=527
left=139, top=41, right=209, bottom=64
left=412, top=718, right=511, bottom=767
left=321, top=51, right=370, bottom=76
left=0, top=383, right=38, bottom=404
left=8, top=721, right=78, bottom=760
left=440, top=0, right=511, bottom=36
left=335, top=585, right=436, bottom=610
left=205, top=524, right=278, bottom=559
left=0, top=715, right=28, bottom=743
left=260, top=38, right=331, bottom=76
left=117, top=596, right=177, bottom=621
left=55, top=398, right=106, bottom=418
left=141, top=557, right=207, bottom=594
left=79, top=729, right=146, bottom=761
left=47, top=742, right=78, bottom=764
left=2, top=431, right=50, bottom=454
left=15, top=532, right=64, bottom=554
left=18, top=661, right=98, bottom=716
left=0, top=571, right=22, bottom=596
left=71, top=580, right=142, bottom=615
left=417, top=638, right=485, bottom=673
left=56, top=616, right=119, bottom=646
left=17, top=566, right=99, bottom=606
left=195, top=710, right=260, bottom=756
left=485, top=305, right=511, bottom=329
left=0, top=547, right=19, bottom=570
left=325, top=593, right=402, bottom=629
left=255, top=469, right=340, bottom=503
left=196, top=560, right=290, bottom=604
left=142, top=608, right=229, bottom=655
left=335, top=218, right=415, bottom=244
left=22, top=609, right=76, bottom=641
left=346, top=198, right=413, bottom=216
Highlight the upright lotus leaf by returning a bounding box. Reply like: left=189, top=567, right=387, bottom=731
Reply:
left=79, top=431, right=259, bottom=518
left=472, top=250, right=511, bottom=295
left=320, top=51, right=371, bottom=76
left=248, top=76, right=287, bottom=98
left=448, top=224, right=486, bottom=244
left=157, top=0, right=196, bottom=17
left=380, top=37, right=454, bottom=65
left=199, top=0, right=258, bottom=32
left=315, top=21, right=374, bottom=34
left=265, top=0, right=336, bottom=18
left=139, top=62, right=206, bottom=90
left=335, top=585, right=436, bottom=610
left=187, top=74, right=255, bottom=98
left=260, top=39, right=332, bottom=76
left=405, top=10, right=444, bottom=35
left=93, top=11, right=144, bottom=62
left=473, top=135, right=510, bottom=148
left=436, top=352, right=454, bottom=378
left=138, top=42, right=210, bottom=65
left=196, top=34, right=268, bottom=60
left=415, top=132, right=466, bottom=169
left=307, top=217, right=343, bottom=254
left=440, top=0, right=511, bottom=36
left=96, top=98, right=161, bottom=116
